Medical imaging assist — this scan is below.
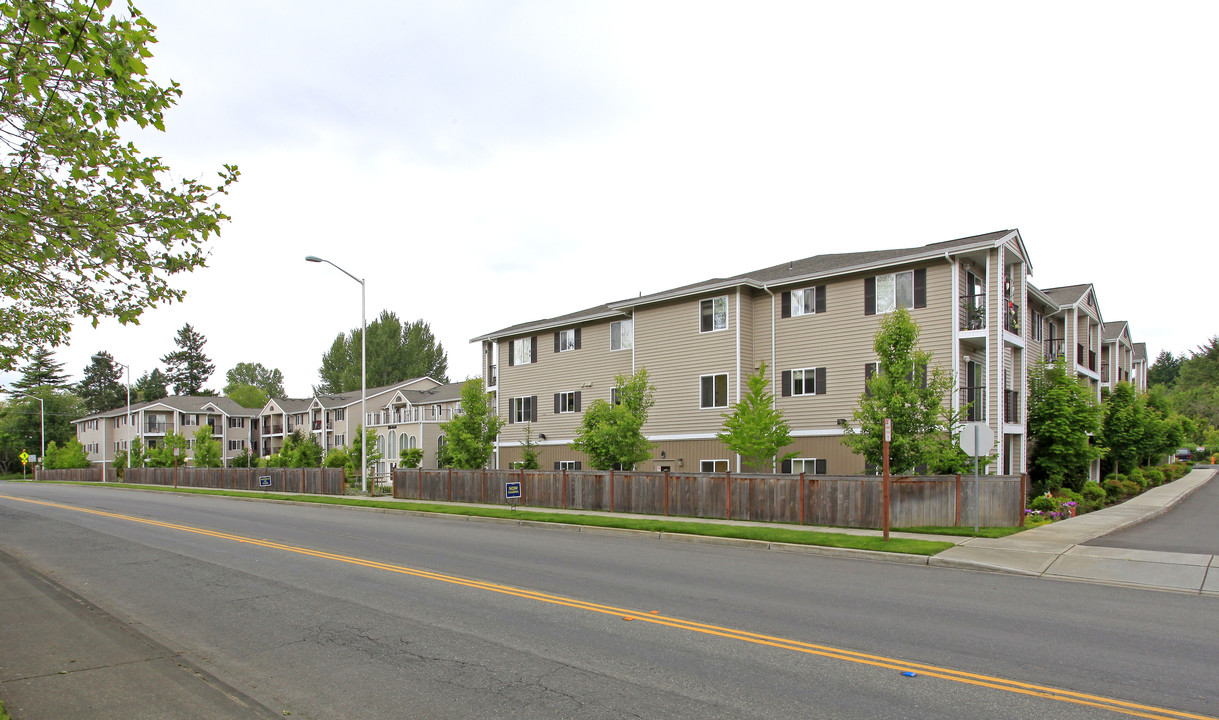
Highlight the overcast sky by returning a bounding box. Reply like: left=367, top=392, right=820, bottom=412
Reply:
left=18, top=0, right=1219, bottom=397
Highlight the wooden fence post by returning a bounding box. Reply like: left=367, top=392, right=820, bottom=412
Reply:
left=725, top=472, right=732, bottom=519
left=664, top=471, right=669, bottom=516
left=447, top=467, right=453, bottom=501
left=481, top=468, right=486, bottom=504
left=609, top=470, right=615, bottom=513
left=562, top=468, right=567, bottom=509
left=955, top=475, right=962, bottom=526
left=799, top=472, right=806, bottom=525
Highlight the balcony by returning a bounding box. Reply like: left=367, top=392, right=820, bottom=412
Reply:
left=1046, top=339, right=1065, bottom=362
left=263, top=424, right=284, bottom=435
left=313, top=420, right=322, bottom=430
left=959, top=294, right=985, bottom=331
left=1004, top=390, right=1021, bottom=424
left=1003, top=299, right=1021, bottom=334
left=489, top=364, right=498, bottom=387
left=1089, top=350, right=1097, bottom=372
left=960, top=387, right=986, bottom=422
left=145, top=421, right=168, bottom=434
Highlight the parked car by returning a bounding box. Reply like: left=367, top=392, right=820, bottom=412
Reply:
left=1175, top=448, right=1193, bottom=461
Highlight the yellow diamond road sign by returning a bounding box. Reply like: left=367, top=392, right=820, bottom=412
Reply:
left=20, top=451, right=29, bottom=464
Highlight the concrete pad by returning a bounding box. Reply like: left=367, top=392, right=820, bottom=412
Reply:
left=1043, top=554, right=1210, bottom=592
left=1063, top=544, right=1212, bottom=566
left=930, top=545, right=1058, bottom=575
left=1203, top=557, right=1219, bottom=596
left=957, top=535, right=1073, bottom=553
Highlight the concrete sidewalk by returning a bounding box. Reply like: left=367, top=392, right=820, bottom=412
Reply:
left=0, top=548, right=282, bottom=720
left=931, top=467, right=1219, bottom=594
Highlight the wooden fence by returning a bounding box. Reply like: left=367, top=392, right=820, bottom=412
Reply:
left=38, top=467, right=346, bottom=495
left=393, top=468, right=1027, bottom=528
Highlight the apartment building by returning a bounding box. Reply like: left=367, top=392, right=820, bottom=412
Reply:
left=1101, top=321, right=1135, bottom=391
left=73, top=396, right=260, bottom=468
left=1132, top=343, right=1148, bottom=392
left=475, top=229, right=1039, bottom=475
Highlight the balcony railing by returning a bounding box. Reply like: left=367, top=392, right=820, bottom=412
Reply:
left=959, top=294, right=985, bottom=331
left=1003, top=299, right=1021, bottom=334
left=1004, top=390, right=1020, bottom=424
left=368, top=407, right=464, bottom=425
left=1089, top=350, right=1097, bottom=372
left=960, top=387, right=986, bottom=422
left=313, top=420, right=322, bottom=430
left=489, top=364, right=498, bottom=387
left=263, top=424, right=284, bottom=435
left=1102, top=363, right=1111, bottom=380
left=145, top=421, right=168, bottom=434
left=1046, top=339, right=1065, bottom=362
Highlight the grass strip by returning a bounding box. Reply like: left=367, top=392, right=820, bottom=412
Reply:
left=40, top=482, right=955, bottom=556
left=895, top=525, right=1026, bottom=539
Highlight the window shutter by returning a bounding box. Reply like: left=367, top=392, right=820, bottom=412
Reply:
left=781, top=292, right=791, bottom=318
left=864, top=363, right=874, bottom=397
left=864, top=277, right=876, bottom=315
left=507, top=399, right=515, bottom=424
left=575, top=461, right=582, bottom=471
left=914, top=268, right=927, bottom=308
left=815, top=458, right=827, bottom=475
left=530, top=337, right=538, bottom=363
left=781, top=459, right=792, bottom=474
left=553, top=393, right=560, bottom=414
left=554, top=332, right=560, bottom=353
left=530, top=396, right=538, bottom=422
left=574, top=328, right=581, bottom=349
left=507, top=341, right=514, bottom=367
left=816, top=367, right=827, bottom=395
left=554, top=462, right=561, bottom=471
left=781, top=370, right=792, bottom=397
left=815, top=285, right=827, bottom=314
left=574, top=391, right=581, bottom=411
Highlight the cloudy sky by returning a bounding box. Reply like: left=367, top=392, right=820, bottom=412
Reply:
left=23, top=0, right=1219, bottom=396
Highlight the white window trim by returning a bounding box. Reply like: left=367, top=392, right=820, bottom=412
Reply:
left=513, top=337, right=533, bottom=365
left=791, top=287, right=816, bottom=317
left=790, top=458, right=823, bottom=474
left=875, top=270, right=914, bottom=314
left=558, top=329, right=577, bottom=352
left=700, top=373, right=729, bottom=409
left=791, top=367, right=819, bottom=396
left=557, top=391, right=577, bottom=414
left=610, top=319, right=633, bottom=351
left=557, top=460, right=579, bottom=471
left=700, top=296, right=729, bottom=333
left=700, top=459, right=729, bottom=472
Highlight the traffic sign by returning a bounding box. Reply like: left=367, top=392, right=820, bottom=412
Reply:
left=959, top=422, right=995, bottom=457
left=19, top=451, right=28, bottom=465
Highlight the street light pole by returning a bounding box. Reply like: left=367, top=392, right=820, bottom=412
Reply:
left=306, top=255, right=367, bottom=493
left=9, top=393, right=44, bottom=471
left=93, top=354, right=132, bottom=476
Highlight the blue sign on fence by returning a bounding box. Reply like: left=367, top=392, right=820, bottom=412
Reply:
left=258, top=475, right=272, bottom=488
left=505, top=481, right=522, bottom=501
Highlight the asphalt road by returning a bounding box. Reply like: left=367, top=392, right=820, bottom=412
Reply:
left=1, top=482, right=1216, bottom=720
left=1085, top=469, right=1219, bottom=554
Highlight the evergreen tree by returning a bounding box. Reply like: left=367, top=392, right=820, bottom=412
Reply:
left=1148, top=350, right=1183, bottom=387
left=439, top=377, right=503, bottom=469
left=161, top=323, right=215, bottom=395
left=12, top=348, right=72, bottom=392
left=518, top=425, right=541, bottom=470
left=134, top=369, right=170, bottom=402
left=314, top=312, right=449, bottom=393
left=717, top=363, right=795, bottom=472
left=79, top=351, right=127, bottom=413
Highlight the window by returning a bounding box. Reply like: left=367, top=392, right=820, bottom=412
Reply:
left=181, top=413, right=197, bottom=426
left=554, top=328, right=580, bottom=353
left=700, top=373, right=729, bottom=408
left=783, top=367, right=826, bottom=397
left=610, top=319, right=633, bottom=351
left=508, top=396, right=537, bottom=424
left=783, top=286, right=826, bottom=317
left=334, top=408, right=345, bottom=421
left=228, top=417, right=245, bottom=428
left=228, top=440, right=246, bottom=451
left=701, top=459, right=729, bottom=472
left=784, top=458, right=827, bottom=475
left=864, top=362, right=881, bottom=397
left=1031, top=310, right=1044, bottom=341
left=509, top=337, right=536, bottom=366
left=407, top=435, right=417, bottom=450
left=334, top=434, right=345, bottom=447
left=865, top=269, right=926, bottom=315
left=554, top=391, right=580, bottom=414
left=555, top=460, right=582, bottom=471
left=610, top=387, right=621, bottom=406
left=388, top=430, right=397, bottom=457
left=700, top=296, right=728, bottom=333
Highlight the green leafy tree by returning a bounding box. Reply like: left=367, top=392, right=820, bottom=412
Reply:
left=224, top=362, right=285, bottom=398
left=78, top=351, right=126, bottom=413
left=0, top=0, right=238, bottom=372
left=146, top=430, right=188, bottom=467
left=345, top=424, right=381, bottom=482
left=314, top=312, right=449, bottom=393
left=1168, top=337, right=1219, bottom=427
left=1027, top=360, right=1104, bottom=492
left=398, top=446, right=423, bottom=469
left=0, top=388, right=83, bottom=460
left=716, top=363, right=794, bottom=472
left=1101, top=382, right=1144, bottom=477
left=1148, top=350, right=1183, bottom=388
left=324, top=446, right=350, bottom=469
left=134, top=368, right=169, bottom=402
left=570, top=368, right=656, bottom=470
left=191, top=425, right=221, bottom=467
left=842, top=308, right=953, bottom=474
left=12, top=348, right=72, bottom=392
left=439, top=377, right=503, bottom=468
left=127, top=437, right=145, bottom=469
left=45, top=439, right=90, bottom=469
left=161, top=323, right=214, bottom=395
left=518, top=424, right=541, bottom=470
left=230, top=447, right=256, bottom=468
left=226, top=383, right=268, bottom=409
left=280, top=429, right=322, bottom=468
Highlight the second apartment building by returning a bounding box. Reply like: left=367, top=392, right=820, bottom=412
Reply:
left=475, top=229, right=1037, bottom=475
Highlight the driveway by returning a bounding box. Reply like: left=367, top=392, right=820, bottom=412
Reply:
left=1084, top=465, right=1219, bottom=555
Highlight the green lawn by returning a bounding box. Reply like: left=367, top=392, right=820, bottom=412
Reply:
left=895, top=525, right=1027, bottom=539
left=42, top=482, right=960, bottom=555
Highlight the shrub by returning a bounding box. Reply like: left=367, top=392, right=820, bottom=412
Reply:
left=1029, top=495, right=1056, bottom=512
left=1127, top=468, right=1146, bottom=489
left=1081, top=482, right=1107, bottom=510
left=1102, top=477, right=1125, bottom=500
left=1120, top=479, right=1141, bottom=496
left=1142, top=466, right=1163, bottom=487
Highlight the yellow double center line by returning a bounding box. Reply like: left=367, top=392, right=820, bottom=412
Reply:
left=6, top=494, right=1213, bottom=720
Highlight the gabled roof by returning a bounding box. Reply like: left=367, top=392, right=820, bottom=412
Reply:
left=1040, top=284, right=1092, bottom=306
left=315, top=378, right=444, bottom=410
left=473, top=229, right=1023, bottom=341
left=1102, top=321, right=1130, bottom=343
left=399, top=382, right=463, bottom=405
left=73, top=395, right=258, bottom=424
left=1133, top=342, right=1148, bottom=362
left=1026, top=283, right=1058, bottom=309
left=260, top=398, right=313, bottom=415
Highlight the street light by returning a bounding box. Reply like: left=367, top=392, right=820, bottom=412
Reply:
left=93, top=354, right=132, bottom=473
left=305, top=255, right=368, bottom=493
